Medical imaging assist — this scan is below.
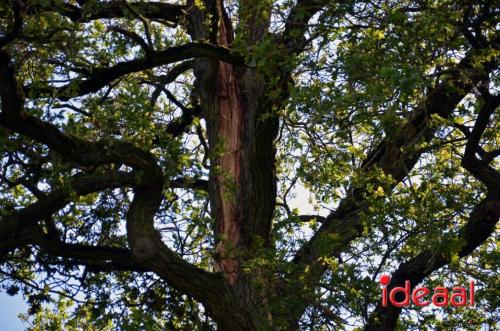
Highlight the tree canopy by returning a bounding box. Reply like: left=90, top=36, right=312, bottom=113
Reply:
left=0, top=0, right=498, bottom=330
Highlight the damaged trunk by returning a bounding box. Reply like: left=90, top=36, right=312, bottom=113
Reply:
left=212, top=11, right=244, bottom=282
left=187, top=0, right=279, bottom=322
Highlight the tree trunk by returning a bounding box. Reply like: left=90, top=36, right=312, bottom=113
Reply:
left=187, top=0, right=279, bottom=328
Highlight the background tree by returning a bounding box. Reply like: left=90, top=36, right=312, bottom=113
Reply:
left=0, top=0, right=498, bottom=330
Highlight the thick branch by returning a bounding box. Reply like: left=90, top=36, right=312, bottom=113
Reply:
left=362, top=85, right=500, bottom=331
left=26, top=1, right=186, bottom=24
left=170, top=177, right=209, bottom=191
left=0, top=0, right=22, bottom=48
left=0, top=50, right=181, bottom=169
left=166, top=105, right=201, bottom=136
left=24, top=43, right=245, bottom=100
left=281, top=0, right=331, bottom=54
left=1, top=49, right=253, bottom=330
left=123, top=153, right=255, bottom=330
left=461, top=91, right=500, bottom=188
left=281, top=48, right=497, bottom=326
left=292, top=51, right=490, bottom=269
left=35, top=234, right=149, bottom=273
left=0, top=171, right=136, bottom=253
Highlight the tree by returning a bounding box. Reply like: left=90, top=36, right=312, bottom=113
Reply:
left=0, top=0, right=498, bottom=329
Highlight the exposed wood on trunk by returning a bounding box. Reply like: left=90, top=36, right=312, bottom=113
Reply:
left=187, top=0, right=279, bottom=290
left=213, top=6, right=244, bottom=283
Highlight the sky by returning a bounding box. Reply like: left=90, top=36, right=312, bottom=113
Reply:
left=0, top=292, right=28, bottom=331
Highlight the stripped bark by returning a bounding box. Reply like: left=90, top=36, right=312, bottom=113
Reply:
left=212, top=7, right=244, bottom=282
left=187, top=1, right=278, bottom=289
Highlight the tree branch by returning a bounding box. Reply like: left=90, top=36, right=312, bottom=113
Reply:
left=364, top=190, right=499, bottom=330
left=34, top=232, right=150, bottom=273
left=365, top=88, right=500, bottom=331
left=281, top=0, right=332, bottom=54
left=109, top=25, right=153, bottom=54
left=461, top=91, right=500, bottom=188
left=26, top=1, right=186, bottom=25
left=150, top=60, right=194, bottom=104
left=1, top=49, right=254, bottom=330
left=0, top=0, right=23, bottom=48
left=0, top=171, right=136, bottom=254
left=24, top=43, right=245, bottom=100
left=281, top=48, right=497, bottom=326
left=170, top=177, right=209, bottom=191
left=292, top=50, right=492, bottom=268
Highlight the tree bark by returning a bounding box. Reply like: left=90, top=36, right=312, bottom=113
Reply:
left=186, top=1, right=279, bottom=327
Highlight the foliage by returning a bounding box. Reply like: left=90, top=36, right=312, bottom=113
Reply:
left=0, top=0, right=498, bottom=330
